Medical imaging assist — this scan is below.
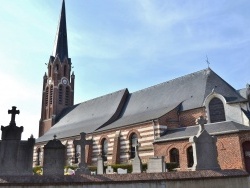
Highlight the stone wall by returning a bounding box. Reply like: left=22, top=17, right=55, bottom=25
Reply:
left=0, top=170, right=248, bottom=188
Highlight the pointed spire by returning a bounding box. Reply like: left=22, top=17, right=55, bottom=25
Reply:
left=52, top=0, right=68, bottom=62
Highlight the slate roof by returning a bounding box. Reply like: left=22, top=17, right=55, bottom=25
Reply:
left=36, top=89, right=128, bottom=143
left=154, top=121, right=250, bottom=143
left=36, top=68, right=247, bottom=143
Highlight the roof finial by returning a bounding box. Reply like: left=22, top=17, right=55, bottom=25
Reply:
left=206, top=55, right=210, bottom=68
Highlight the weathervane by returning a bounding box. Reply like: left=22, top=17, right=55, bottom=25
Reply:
left=206, top=55, right=210, bottom=68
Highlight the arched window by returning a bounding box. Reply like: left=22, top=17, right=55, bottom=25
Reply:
left=49, top=85, right=53, bottom=105
left=65, top=86, right=70, bottom=106
left=58, top=85, right=63, bottom=104
left=45, top=87, right=49, bottom=106
left=129, top=133, right=138, bottom=159
left=64, top=65, right=67, bottom=77
left=74, top=145, right=81, bottom=164
left=36, top=148, right=41, bottom=166
left=170, top=148, right=180, bottom=167
left=187, top=146, right=194, bottom=168
left=101, top=139, right=108, bottom=161
left=209, top=97, right=226, bottom=123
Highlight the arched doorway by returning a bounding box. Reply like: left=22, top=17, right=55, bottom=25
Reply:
left=242, top=141, right=250, bottom=173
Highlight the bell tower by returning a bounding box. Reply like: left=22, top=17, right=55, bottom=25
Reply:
left=39, top=0, right=75, bottom=137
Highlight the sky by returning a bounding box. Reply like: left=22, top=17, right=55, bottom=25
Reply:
left=0, top=0, right=249, bottom=139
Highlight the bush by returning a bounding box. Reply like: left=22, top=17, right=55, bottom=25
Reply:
left=166, top=162, right=179, bottom=171
left=33, top=166, right=43, bottom=175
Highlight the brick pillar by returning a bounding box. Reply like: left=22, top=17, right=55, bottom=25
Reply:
left=86, top=142, right=93, bottom=165
left=112, top=131, right=121, bottom=164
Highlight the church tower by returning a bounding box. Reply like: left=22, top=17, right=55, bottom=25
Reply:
left=39, top=0, right=74, bottom=137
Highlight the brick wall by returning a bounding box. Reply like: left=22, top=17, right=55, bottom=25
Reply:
left=179, top=107, right=206, bottom=127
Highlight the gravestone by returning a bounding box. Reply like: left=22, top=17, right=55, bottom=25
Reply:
left=106, top=166, right=114, bottom=174
left=43, top=135, right=66, bottom=175
left=189, top=116, right=221, bottom=171
left=97, top=155, right=104, bottom=174
left=147, top=156, right=166, bottom=173
left=73, top=132, right=92, bottom=175
left=0, top=106, right=35, bottom=175
left=132, top=140, right=142, bottom=173
left=117, top=168, right=127, bottom=174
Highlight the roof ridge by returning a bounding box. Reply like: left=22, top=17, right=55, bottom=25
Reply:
left=132, top=68, right=210, bottom=94
left=78, top=88, right=128, bottom=105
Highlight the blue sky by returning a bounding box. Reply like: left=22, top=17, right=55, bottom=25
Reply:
left=0, top=0, right=249, bottom=139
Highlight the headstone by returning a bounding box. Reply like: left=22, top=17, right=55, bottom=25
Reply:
left=0, top=106, right=35, bottom=175
left=189, top=116, right=221, bottom=171
left=97, top=155, right=104, bottom=174
left=43, top=135, right=66, bottom=175
left=132, top=140, right=142, bottom=173
left=106, top=166, right=114, bottom=174
left=117, top=168, right=127, bottom=174
left=73, top=132, right=92, bottom=175
left=147, top=156, right=166, bottom=173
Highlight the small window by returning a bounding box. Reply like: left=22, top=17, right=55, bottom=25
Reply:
left=101, top=139, right=108, bottom=161
left=64, top=65, right=67, bottom=77
left=36, top=148, right=41, bottom=166
left=49, top=65, right=52, bottom=77
left=187, top=146, right=194, bottom=168
left=209, top=97, right=226, bottom=123
left=129, top=133, right=138, bottom=159
left=74, top=145, right=81, bottom=164
left=58, top=85, right=63, bottom=104
left=45, top=87, right=49, bottom=106
left=170, top=148, right=180, bottom=167
left=49, top=85, right=53, bottom=105
left=65, top=86, right=70, bottom=105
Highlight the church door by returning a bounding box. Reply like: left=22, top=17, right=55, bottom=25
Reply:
left=242, top=141, right=250, bottom=173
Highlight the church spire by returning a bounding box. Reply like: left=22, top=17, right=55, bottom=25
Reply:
left=52, top=0, right=68, bottom=62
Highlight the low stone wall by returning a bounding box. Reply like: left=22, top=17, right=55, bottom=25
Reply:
left=0, top=170, right=248, bottom=188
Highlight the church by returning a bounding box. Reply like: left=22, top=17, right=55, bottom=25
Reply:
left=34, top=0, right=250, bottom=172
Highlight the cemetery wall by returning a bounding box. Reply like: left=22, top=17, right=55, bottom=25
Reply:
left=0, top=170, right=248, bottom=188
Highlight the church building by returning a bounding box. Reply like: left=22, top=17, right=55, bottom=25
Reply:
left=35, top=0, right=250, bottom=172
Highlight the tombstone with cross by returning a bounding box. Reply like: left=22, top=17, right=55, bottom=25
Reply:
left=189, top=116, right=220, bottom=171
left=132, top=139, right=142, bottom=173
left=0, top=106, right=35, bottom=175
left=73, top=132, right=92, bottom=175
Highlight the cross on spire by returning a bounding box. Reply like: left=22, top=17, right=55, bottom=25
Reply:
left=206, top=55, right=210, bottom=68
left=8, top=106, right=20, bottom=126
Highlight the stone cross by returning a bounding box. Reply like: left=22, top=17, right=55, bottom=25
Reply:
left=8, top=106, right=20, bottom=126
left=73, top=132, right=92, bottom=170
left=196, top=116, right=207, bottom=133
left=132, top=139, right=140, bottom=155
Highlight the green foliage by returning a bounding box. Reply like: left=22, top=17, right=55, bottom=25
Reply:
left=166, top=162, right=179, bottom=171
left=33, top=166, right=43, bottom=175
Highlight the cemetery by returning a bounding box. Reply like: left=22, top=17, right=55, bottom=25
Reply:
left=0, top=107, right=249, bottom=187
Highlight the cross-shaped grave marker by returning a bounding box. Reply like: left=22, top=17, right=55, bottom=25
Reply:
left=196, top=116, right=207, bottom=133
left=8, top=106, right=20, bottom=126
left=73, top=132, right=92, bottom=174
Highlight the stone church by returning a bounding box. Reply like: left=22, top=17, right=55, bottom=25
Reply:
left=34, top=0, right=250, bottom=172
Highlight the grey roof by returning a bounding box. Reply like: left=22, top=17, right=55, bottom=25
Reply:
left=96, top=68, right=246, bottom=132
left=37, top=68, right=247, bottom=143
left=36, top=89, right=128, bottom=143
left=154, top=121, right=250, bottom=143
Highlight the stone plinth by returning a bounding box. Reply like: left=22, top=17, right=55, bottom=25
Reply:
left=147, top=156, right=166, bottom=173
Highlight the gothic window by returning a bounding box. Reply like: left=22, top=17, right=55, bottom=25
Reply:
left=65, top=86, right=70, bottom=106
left=170, top=148, right=180, bottom=167
left=129, top=133, right=138, bottom=159
left=74, top=145, right=81, bottom=164
left=36, top=148, right=41, bottom=166
left=45, top=87, right=49, bottom=106
left=209, top=97, right=226, bottom=123
left=101, top=138, right=108, bottom=161
left=49, top=85, right=53, bottom=105
left=58, top=85, right=63, bottom=104
left=187, top=146, right=194, bottom=168
left=64, top=65, right=67, bottom=77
